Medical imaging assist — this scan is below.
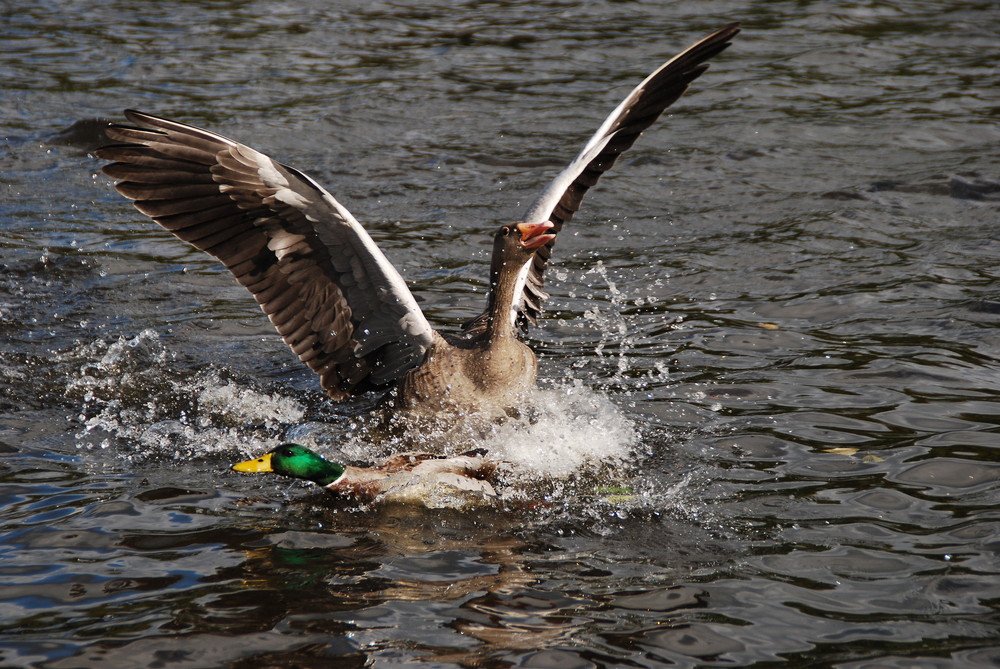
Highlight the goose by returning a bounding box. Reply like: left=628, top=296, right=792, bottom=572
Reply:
left=97, top=23, right=739, bottom=422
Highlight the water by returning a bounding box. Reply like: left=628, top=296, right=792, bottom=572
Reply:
left=3, top=0, right=1000, bottom=666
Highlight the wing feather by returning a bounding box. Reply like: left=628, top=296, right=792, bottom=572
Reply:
left=97, top=110, right=435, bottom=399
left=466, top=23, right=739, bottom=336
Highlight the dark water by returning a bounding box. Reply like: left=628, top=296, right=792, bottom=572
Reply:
left=3, top=0, right=1000, bottom=666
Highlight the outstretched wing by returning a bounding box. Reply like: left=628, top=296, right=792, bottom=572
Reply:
left=467, top=23, right=740, bottom=336
left=97, top=110, right=435, bottom=399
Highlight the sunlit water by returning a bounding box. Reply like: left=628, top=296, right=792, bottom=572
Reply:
left=3, top=1, right=1000, bottom=666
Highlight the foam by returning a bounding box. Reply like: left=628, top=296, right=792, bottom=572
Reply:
left=482, top=382, right=637, bottom=479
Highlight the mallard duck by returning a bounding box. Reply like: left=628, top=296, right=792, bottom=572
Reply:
left=96, top=24, right=739, bottom=421
left=232, top=443, right=499, bottom=506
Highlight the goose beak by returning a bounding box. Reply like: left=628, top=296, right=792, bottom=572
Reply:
left=516, top=221, right=556, bottom=250
left=232, top=452, right=274, bottom=473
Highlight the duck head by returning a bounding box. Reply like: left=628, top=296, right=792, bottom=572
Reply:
left=232, top=443, right=346, bottom=486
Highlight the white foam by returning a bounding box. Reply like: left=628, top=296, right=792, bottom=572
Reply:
left=483, top=381, right=638, bottom=478
left=195, top=381, right=305, bottom=431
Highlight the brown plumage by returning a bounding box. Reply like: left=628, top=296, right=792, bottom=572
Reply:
left=96, top=23, right=739, bottom=417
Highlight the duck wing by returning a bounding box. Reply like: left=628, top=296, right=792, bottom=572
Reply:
left=98, top=110, right=435, bottom=399
left=467, top=23, right=740, bottom=336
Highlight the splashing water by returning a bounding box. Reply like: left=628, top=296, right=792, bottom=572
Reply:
left=57, top=330, right=698, bottom=516
left=483, top=382, right=637, bottom=479
left=291, top=379, right=639, bottom=479
left=61, top=331, right=639, bottom=474
left=64, top=330, right=305, bottom=460
left=583, top=260, right=635, bottom=380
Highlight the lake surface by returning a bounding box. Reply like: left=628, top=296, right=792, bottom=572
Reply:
left=3, top=0, right=1000, bottom=666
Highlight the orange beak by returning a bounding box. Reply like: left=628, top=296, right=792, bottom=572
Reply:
left=516, top=221, right=556, bottom=250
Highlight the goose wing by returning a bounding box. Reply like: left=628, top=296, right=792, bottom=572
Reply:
left=98, top=110, right=435, bottom=399
left=467, top=23, right=740, bottom=335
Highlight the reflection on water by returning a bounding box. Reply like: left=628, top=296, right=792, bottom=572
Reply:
left=3, top=0, right=1000, bottom=666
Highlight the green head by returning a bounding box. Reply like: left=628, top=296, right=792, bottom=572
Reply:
left=232, top=443, right=346, bottom=486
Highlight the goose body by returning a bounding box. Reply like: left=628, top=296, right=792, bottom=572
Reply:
left=97, top=24, right=739, bottom=420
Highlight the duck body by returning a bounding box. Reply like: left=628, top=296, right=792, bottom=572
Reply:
left=233, top=444, right=499, bottom=507
left=337, top=453, right=499, bottom=506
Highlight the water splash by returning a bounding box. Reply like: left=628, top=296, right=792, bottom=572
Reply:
left=484, top=381, right=637, bottom=479
left=290, top=380, right=639, bottom=480
left=58, top=332, right=699, bottom=518
left=582, top=260, right=637, bottom=383
left=64, top=330, right=305, bottom=460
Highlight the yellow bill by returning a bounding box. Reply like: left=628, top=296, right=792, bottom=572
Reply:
left=232, top=452, right=274, bottom=473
